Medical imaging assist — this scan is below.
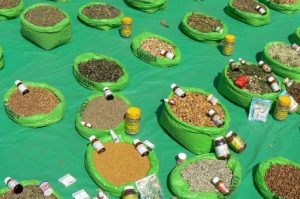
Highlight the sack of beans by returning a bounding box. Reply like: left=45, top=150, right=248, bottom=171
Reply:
left=262, top=41, right=300, bottom=80
left=75, top=92, right=131, bottom=139
left=78, top=2, right=124, bottom=31
left=260, top=0, right=300, bottom=14
left=295, top=27, right=300, bottom=45
left=181, top=12, right=228, bottom=42
left=226, top=0, right=270, bottom=26
left=0, top=46, right=3, bottom=69
left=3, top=82, right=65, bottom=128
left=124, top=0, right=167, bottom=13
left=85, top=134, right=159, bottom=196
left=169, top=153, right=242, bottom=199
left=73, top=53, right=129, bottom=91
left=20, top=3, right=72, bottom=50
left=159, top=87, right=230, bottom=154
left=0, top=0, right=23, bottom=20
left=131, top=32, right=181, bottom=67
left=255, top=157, right=300, bottom=199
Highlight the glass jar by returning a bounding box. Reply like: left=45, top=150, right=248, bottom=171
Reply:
left=120, top=17, right=133, bottom=38
left=222, top=35, right=236, bottom=56
left=273, top=95, right=291, bottom=121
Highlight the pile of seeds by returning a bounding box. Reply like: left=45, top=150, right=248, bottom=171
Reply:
left=93, top=142, right=150, bottom=186
left=8, top=87, right=60, bottom=117
left=79, top=59, right=124, bottom=82
left=82, top=96, right=128, bottom=129
left=233, top=0, right=266, bottom=13
left=170, top=92, right=225, bottom=127
left=188, top=13, right=223, bottom=32
left=265, top=164, right=300, bottom=198
left=271, top=0, right=297, bottom=3
left=24, top=6, right=65, bottom=27
left=82, top=4, right=120, bottom=19
left=227, top=63, right=274, bottom=94
left=287, top=82, right=300, bottom=103
left=268, top=44, right=300, bottom=67
left=140, top=38, right=175, bottom=58
left=0, top=185, right=57, bottom=199
left=181, top=159, right=232, bottom=192
left=0, top=0, right=20, bottom=8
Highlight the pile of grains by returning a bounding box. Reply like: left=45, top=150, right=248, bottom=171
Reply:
left=265, top=165, right=300, bottom=198
left=0, top=185, right=57, bottom=199
left=233, top=0, right=266, bottom=13
left=268, top=44, right=300, bottom=67
left=140, top=38, right=175, bottom=58
left=93, top=142, right=150, bottom=186
left=181, top=159, right=232, bottom=192
left=271, top=0, right=297, bottom=3
left=0, top=0, right=20, bottom=8
left=24, top=6, right=65, bottom=27
left=287, top=82, right=300, bottom=103
left=82, top=96, right=128, bottom=129
left=188, top=13, right=223, bottom=32
left=82, top=4, right=120, bottom=19
left=170, top=92, right=225, bottom=127
left=8, top=87, right=60, bottom=117
left=227, top=63, right=274, bottom=94
left=79, top=59, right=124, bottom=83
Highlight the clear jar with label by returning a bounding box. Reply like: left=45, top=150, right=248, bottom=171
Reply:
left=225, top=131, right=247, bottom=153
left=125, top=107, right=141, bottom=135
left=120, top=17, right=133, bottom=38
left=274, top=95, right=291, bottom=121
left=4, top=177, right=23, bottom=194
left=214, top=137, right=230, bottom=160
left=133, top=139, right=149, bottom=156
left=223, top=35, right=236, bottom=56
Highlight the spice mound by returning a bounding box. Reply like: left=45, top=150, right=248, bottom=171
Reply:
left=79, top=59, right=124, bottom=83
left=170, top=92, right=225, bottom=127
left=265, top=165, right=300, bottom=198
left=270, top=0, right=297, bottom=4
left=93, top=142, right=150, bottom=186
left=140, top=38, right=175, bottom=58
left=82, top=96, right=128, bottom=129
left=188, top=13, right=223, bottom=33
left=0, top=0, right=20, bottom=9
left=287, top=82, right=300, bottom=103
left=8, top=87, right=60, bottom=117
left=82, top=4, right=120, bottom=19
left=0, top=185, right=57, bottom=199
left=268, top=44, right=300, bottom=67
left=233, top=0, right=266, bottom=13
left=181, top=159, right=232, bottom=192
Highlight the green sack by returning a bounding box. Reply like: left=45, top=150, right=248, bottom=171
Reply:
left=124, top=0, right=167, bottom=13
left=159, top=87, right=230, bottom=154
left=85, top=134, right=159, bottom=197
left=261, top=0, right=300, bottom=14
left=169, top=153, right=242, bottom=199
left=3, top=82, right=66, bottom=128
left=226, top=0, right=271, bottom=26
left=294, top=27, right=300, bottom=45
left=0, top=46, right=3, bottom=70
left=78, top=2, right=124, bottom=30
left=131, top=32, right=181, bottom=67
left=0, top=179, right=63, bottom=198
left=262, top=41, right=300, bottom=80
left=254, top=157, right=300, bottom=199
left=73, top=53, right=129, bottom=91
left=0, top=0, right=23, bottom=20
left=181, top=12, right=228, bottom=42
left=75, top=92, right=131, bottom=139
left=217, top=62, right=284, bottom=109
left=20, top=3, right=72, bottom=50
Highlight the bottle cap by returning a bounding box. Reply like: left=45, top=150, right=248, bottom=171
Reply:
left=170, top=83, right=177, bottom=89
left=258, top=60, right=264, bottom=66
left=178, top=153, right=187, bottom=160
left=103, top=87, right=109, bottom=91
left=89, top=135, right=96, bottom=142
left=279, top=95, right=291, bottom=106
left=238, top=58, right=243, bottom=61
left=212, top=177, right=220, bottom=184
left=122, top=17, right=132, bottom=24
left=208, top=109, right=215, bottom=116
left=14, top=80, right=21, bottom=85
left=123, top=186, right=135, bottom=191
left=268, top=76, right=275, bottom=82
left=110, top=129, right=115, bottom=135
left=163, top=98, right=169, bottom=102
left=160, top=49, right=166, bottom=54
left=226, top=131, right=234, bottom=138
left=127, top=107, right=141, bottom=120
left=214, top=136, right=224, bottom=141
left=225, top=35, right=235, bottom=42
left=143, top=140, right=155, bottom=149
left=229, top=59, right=234, bottom=63
left=255, top=5, right=260, bottom=9
left=133, top=139, right=140, bottom=145
left=4, top=177, right=11, bottom=184
left=80, top=121, right=85, bottom=125
left=207, top=94, right=212, bottom=102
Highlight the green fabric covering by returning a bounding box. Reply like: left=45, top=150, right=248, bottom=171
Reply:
left=78, top=2, right=124, bottom=30
left=131, top=32, right=181, bottom=67
left=181, top=12, right=228, bottom=41
left=73, top=52, right=129, bottom=91
left=226, top=0, right=271, bottom=26
left=75, top=92, right=131, bottom=139
left=85, top=134, right=159, bottom=197
left=3, top=82, right=65, bottom=128
left=159, top=87, right=230, bottom=154
left=294, top=27, right=300, bottom=44
left=20, top=3, right=72, bottom=50
left=262, top=41, right=300, bottom=80
left=255, top=157, right=300, bottom=199
left=0, top=0, right=23, bottom=20
left=0, top=179, right=63, bottom=198
left=124, top=0, right=167, bottom=13
left=261, top=0, right=300, bottom=14
left=169, top=153, right=242, bottom=199
left=217, top=62, right=284, bottom=109
left=53, top=0, right=68, bottom=2
left=0, top=46, right=3, bottom=70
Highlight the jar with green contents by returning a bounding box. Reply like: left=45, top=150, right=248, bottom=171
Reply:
left=120, top=17, right=133, bottom=38
left=273, top=95, right=291, bottom=121
left=122, top=186, right=138, bottom=199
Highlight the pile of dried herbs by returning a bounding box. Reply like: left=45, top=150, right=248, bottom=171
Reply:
left=233, top=0, right=266, bottom=13
left=187, top=13, right=223, bottom=33
left=268, top=43, right=300, bottom=67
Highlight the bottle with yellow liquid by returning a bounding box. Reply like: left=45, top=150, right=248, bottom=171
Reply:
left=223, top=35, right=236, bottom=56
left=125, top=107, right=141, bottom=135
left=120, top=17, right=133, bottom=38
left=273, top=95, right=291, bottom=121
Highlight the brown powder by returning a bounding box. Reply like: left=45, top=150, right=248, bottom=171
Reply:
left=0, top=185, right=57, bottom=199
left=140, top=38, right=175, bottom=58
left=82, top=4, right=120, bottom=19
left=0, top=0, right=20, bottom=9
left=93, top=142, right=150, bottom=186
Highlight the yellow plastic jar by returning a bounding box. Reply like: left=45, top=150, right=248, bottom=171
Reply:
left=273, top=95, right=291, bottom=121
left=125, top=107, right=141, bottom=135
left=223, top=35, right=236, bottom=56
left=120, top=17, right=133, bottom=38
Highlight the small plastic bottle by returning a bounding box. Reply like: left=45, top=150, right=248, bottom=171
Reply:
left=283, top=78, right=293, bottom=88
left=164, top=98, right=175, bottom=106
left=125, top=107, right=141, bottom=135
left=39, top=181, right=53, bottom=196
left=268, top=76, right=281, bottom=92
left=208, top=109, right=224, bottom=127
left=143, top=140, right=155, bottom=151
left=81, top=121, right=92, bottom=128
left=238, top=58, right=246, bottom=65
left=207, top=94, right=218, bottom=105
left=122, top=186, right=138, bottom=199
left=255, top=5, right=266, bottom=15
left=4, top=177, right=23, bottom=194
left=215, top=26, right=223, bottom=33
left=133, top=139, right=149, bottom=157
left=223, top=35, right=236, bottom=56
left=229, top=59, right=239, bottom=71
left=214, top=137, right=231, bottom=160
left=176, top=153, right=187, bottom=164
left=110, top=129, right=120, bottom=143
left=258, top=61, right=272, bottom=73
left=225, top=131, right=247, bottom=153
left=291, top=43, right=300, bottom=51
left=160, top=50, right=175, bottom=59
left=273, top=95, right=291, bottom=121
left=171, top=83, right=186, bottom=98
left=15, top=80, right=29, bottom=95
left=103, top=87, right=114, bottom=100
left=89, top=135, right=106, bottom=154
left=120, top=17, right=133, bottom=38
left=211, top=177, right=230, bottom=195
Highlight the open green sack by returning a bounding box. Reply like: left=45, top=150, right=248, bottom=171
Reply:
left=217, top=62, right=284, bottom=109
left=131, top=32, right=181, bottom=67
left=0, top=179, right=63, bottom=198
left=254, top=157, right=300, bottom=199
left=226, top=0, right=271, bottom=26
left=3, top=82, right=65, bottom=128
left=169, top=153, right=242, bottom=199
left=159, top=87, right=230, bottom=154
left=124, top=0, right=167, bottom=13
left=261, top=0, right=300, bottom=14
left=262, top=41, right=300, bottom=80
left=78, top=2, right=124, bottom=30
left=20, top=3, right=72, bottom=50
left=85, top=134, right=159, bottom=197
left=0, top=0, right=23, bottom=20
left=73, top=53, right=129, bottom=91
left=0, top=46, right=3, bottom=70
left=181, top=12, right=228, bottom=42
left=294, top=27, right=300, bottom=45
left=75, top=92, right=131, bottom=139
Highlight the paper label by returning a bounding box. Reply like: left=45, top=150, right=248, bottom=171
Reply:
left=59, top=174, right=76, bottom=187
left=7, top=180, right=18, bottom=190
left=93, top=141, right=105, bottom=152
left=137, top=144, right=148, bottom=155
left=215, top=145, right=230, bottom=157
left=72, top=189, right=90, bottom=199
left=18, top=84, right=28, bottom=93
left=174, top=88, right=185, bottom=97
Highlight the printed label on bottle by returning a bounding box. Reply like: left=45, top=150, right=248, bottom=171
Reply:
left=125, top=119, right=140, bottom=134
left=231, top=137, right=244, bottom=151
left=212, top=116, right=223, bottom=126
left=18, top=84, right=28, bottom=93
left=7, top=180, right=18, bottom=190
left=259, top=8, right=266, bottom=14
left=166, top=52, right=175, bottom=59
left=104, top=90, right=112, bottom=97
left=121, top=29, right=132, bottom=37
left=209, top=97, right=218, bottom=105
left=271, top=83, right=280, bottom=92
left=93, top=141, right=104, bottom=152
left=218, top=184, right=230, bottom=194
left=215, top=145, right=230, bottom=158
left=136, top=144, right=148, bottom=155
left=174, top=88, right=185, bottom=97
left=39, top=182, right=53, bottom=196
left=223, top=46, right=234, bottom=55
left=275, top=110, right=288, bottom=120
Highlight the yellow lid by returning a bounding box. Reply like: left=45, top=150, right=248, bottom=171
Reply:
left=122, top=17, right=133, bottom=24
left=278, top=95, right=291, bottom=106
left=225, top=35, right=236, bottom=42
left=127, top=107, right=141, bottom=119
